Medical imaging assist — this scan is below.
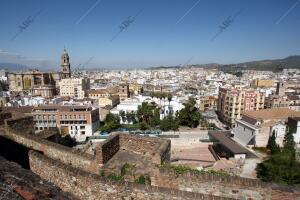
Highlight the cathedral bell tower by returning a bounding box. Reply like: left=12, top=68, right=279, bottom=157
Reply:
left=61, top=48, right=71, bottom=78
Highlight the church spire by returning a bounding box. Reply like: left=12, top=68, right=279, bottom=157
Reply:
left=61, top=48, right=71, bottom=78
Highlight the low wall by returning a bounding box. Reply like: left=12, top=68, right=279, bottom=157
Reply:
left=119, top=133, right=171, bottom=164
left=0, top=155, right=77, bottom=200
left=151, top=167, right=300, bottom=200
left=96, top=134, right=120, bottom=164
left=5, top=116, right=34, bottom=134
left=0, top=112, right=12, bottom=125
left=29, top=151, right=233, bottom=200
left=3, top=127, right=99, bottom=174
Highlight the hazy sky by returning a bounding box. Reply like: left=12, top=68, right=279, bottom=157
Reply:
left=0, top=0, right=300, bottom=69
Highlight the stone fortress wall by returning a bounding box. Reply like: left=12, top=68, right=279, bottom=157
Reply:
left=2, top=116, right=100, bottom=174
left=1, top=115, right=300, bottom=199
left=0, top=111, right=12, bottom=125
left=29, top=150, right=233, bottom=200
left=96, top=133, right=120, bottom=164
left=118, top=133, right=171, bottom=164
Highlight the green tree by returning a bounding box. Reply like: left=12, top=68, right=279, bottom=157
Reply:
left=256, top=129, right=300, bottom=185
left=140, top=121, right=149, bottom=130
left=267, top=130, right=280, bottom=155
left=125, top=111, right=132, bottom=124
left=150, top=92, right=154, bottom=99
left=256, top=150, right=300, bottom=185
left=178, top=97, right=201, bottom=128
left=104, top=113, right=118, bottom=125
left=127, top=111, right=137, bottom=124
left=100, top=113, right=120, bottom=132
left=137, top=102, right=156, bottom=125
left=159, top=112, right=179, bottom=131
left=167, top=93, right=172, bottom=107
left=283, top=129, right=296, bottom=155
left=158, top=92, right=163, bottom=106
left=150, top=108, right=160, bottom=127
left=119, top=110, right=126, bottom=123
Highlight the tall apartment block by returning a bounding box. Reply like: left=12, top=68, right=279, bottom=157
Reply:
left=217, top=87, right=265, bottom=127
left=59, top=78, right=90, bottom=99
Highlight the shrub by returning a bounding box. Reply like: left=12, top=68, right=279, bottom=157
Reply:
left=107, top=173, right=123, bottom=181
left=135, top=175, right=151, bottom=184
left=160, top=163, right=229, bottom=177
left=121, top=163, right=135, bottom=176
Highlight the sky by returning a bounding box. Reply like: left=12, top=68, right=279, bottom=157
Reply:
left=0, top=0, right=300, bottom=69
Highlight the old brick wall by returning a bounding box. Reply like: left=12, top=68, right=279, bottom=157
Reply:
left=5, top=116, right=34, bottom=134
left=96, top=134, right=120, bottom=164
left=0, top=112, right=12, bottom=125
left=151, top=168, right=300, bottom=200
left=0, top=155, right=78, bottom=200
left=2, top=128, right=100, bottom=174
left=119, top=134, right=171, bottom=164
left=29, top=151, right=234, bottom=200
left=95, top=133, right=171, bottom=165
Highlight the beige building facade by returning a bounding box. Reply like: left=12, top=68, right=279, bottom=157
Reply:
left=59, top=78, right=90, bottom=99
left=8, top=49, right=71, bottom=98
left=250, top=79, right=275, bottom=88
left=88, top=87, right=118, bottom=99
left=217, top=87, right=265, bottom=127
left=98, top=95, right=119, bottom=107
left=118, top=83, right=130, bottom=102
left=199, top=96, right=217, bottom=111
left=264, top=95, right=289, bottom=109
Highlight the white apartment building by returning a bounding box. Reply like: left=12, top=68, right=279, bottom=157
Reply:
left=287, top=117, right=300, bottom=145
left=59, top=78, right=90, bottom=99
left=110, top=95, right=184, bottom=124
left=233, top=108, right=300, bottom=147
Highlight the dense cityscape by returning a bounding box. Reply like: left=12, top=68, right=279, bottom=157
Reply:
left=1, top=0, right=300, bottom=199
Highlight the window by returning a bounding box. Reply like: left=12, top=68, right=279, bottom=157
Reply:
left=80, top=126, right=85, bottom=129
left=244, top=128, right=245, bottom=131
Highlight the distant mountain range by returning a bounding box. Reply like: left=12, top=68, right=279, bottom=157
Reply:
left=148, top=55, right=300, bottom=72
left=1, top=55, right=300, bottom=72
left=0, top=63, right=28, bottom=71
left=216, top=55, right=300, bottom=73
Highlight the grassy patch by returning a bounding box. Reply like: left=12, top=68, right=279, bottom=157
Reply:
left=107, top=173, right=123, bottom=181
left=160, top=163, right=229, bottom=177
left=253, top=147, right=269, bottom=154
left=134, top=175, right=151, bottom=184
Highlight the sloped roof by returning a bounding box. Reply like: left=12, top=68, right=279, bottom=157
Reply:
left=243, top=108, right=300, bottom=121
left=209, top=131, right=248, bottom=154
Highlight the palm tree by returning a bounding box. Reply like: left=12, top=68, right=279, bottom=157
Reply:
left=158, top=92, right=164, bottom=118
left=167, top=93, right=173, bottom=115
left=119, top=110, right=126, bottom=124
left=167, top=93, right=172, bottom=107
left=162, top=93, right=167, bottom=118
left=150, top=92, right=154, bottom=99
